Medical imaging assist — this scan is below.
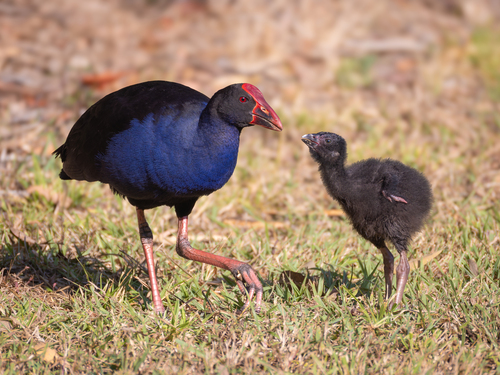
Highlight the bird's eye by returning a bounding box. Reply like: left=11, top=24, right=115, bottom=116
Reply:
left=326, top=139, right=332, bottom=144
left=239, top=96, right=248, bottom=103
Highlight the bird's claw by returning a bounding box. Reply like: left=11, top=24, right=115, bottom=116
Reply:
left=231, top=264, right=263, bottom=314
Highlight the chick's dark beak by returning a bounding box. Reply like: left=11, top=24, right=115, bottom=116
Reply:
left=301, top=134, right=318, bottom=148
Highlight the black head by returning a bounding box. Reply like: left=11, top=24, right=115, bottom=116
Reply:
left=301, top=132, right=347, bottom=164
left=209, top=83, right=282, bottom=131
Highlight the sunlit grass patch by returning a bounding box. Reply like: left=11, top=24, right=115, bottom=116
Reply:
left=336, top=55, right=376, bottom=89
left=470, top=27, right=500, bottom=101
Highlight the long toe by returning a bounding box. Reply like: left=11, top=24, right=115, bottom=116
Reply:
left=232, top=263, right=263, bottom=314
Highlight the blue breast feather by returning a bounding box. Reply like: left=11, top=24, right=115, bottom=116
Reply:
left=99, top=104, right=240, bottom=200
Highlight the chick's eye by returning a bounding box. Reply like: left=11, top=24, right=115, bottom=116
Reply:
left=239, top=96, right=248, bottom=103
left=325, top=139, right=332, bottom=144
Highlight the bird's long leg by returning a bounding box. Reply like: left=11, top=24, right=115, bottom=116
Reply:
left=137, top=208, right=165, bottom=313
left=176, top=216, right=263, bottom=314
left=378, top=246, right=394, bottom=300
left=392, top=249, right=410, bottom=308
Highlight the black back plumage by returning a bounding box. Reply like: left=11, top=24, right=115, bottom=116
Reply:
left=302, top=132, right=432, bottom=252
left=53, top=81, right=209, bottom=182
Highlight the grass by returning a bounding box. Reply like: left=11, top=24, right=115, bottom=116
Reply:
left=2, top=26, right=500, bottom=375
left=2, top=120, right=499, bottom=373
left=470, top=27, right=500, bottom=101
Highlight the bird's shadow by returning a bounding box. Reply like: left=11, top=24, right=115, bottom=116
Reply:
left=0, top=236, right=263, bottom=313
left=0, top=237, right=152, bottom=307
left=1, top=237, right=381, bottom=312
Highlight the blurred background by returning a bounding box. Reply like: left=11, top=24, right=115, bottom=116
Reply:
left=1, top=0, right=500, bottom=219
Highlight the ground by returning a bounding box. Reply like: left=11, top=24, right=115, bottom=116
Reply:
left=1, top=0, right=499, bottom=373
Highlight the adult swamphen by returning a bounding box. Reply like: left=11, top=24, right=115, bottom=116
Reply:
left=54, top=81, right=282, bottom=313
left=302, top=132, right=432, bottom=308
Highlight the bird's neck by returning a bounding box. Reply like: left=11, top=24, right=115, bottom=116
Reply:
left=177, top=107, right=241, bottom=192
left=319, top=161, right=350, bottom=201
left=197, top=108, right=242, bottom=151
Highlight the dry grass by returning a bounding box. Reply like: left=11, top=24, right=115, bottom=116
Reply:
left=1, top=0, right=500, bottom=373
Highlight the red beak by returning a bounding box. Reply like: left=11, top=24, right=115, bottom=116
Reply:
left=242, top=83, right=283, bottom=132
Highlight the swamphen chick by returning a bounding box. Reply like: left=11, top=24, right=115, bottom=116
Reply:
left=301, top=132, right=432, bottom=307
left=54, top=81, right=283, bottom=314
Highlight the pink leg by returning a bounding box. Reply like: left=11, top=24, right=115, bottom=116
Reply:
left=137, top=208, right=165, bottom=313
left=378, top=246, right=394, bottom=300
left=176, top=216, right=263, bottom=314
left=389, top=250, right=410, bottom=309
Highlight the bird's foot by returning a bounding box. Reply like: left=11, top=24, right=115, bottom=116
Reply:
left=176, top=216, right=263, bottom=315
left=382, top=190, right=408, bottom=204
left=231, top=263, right=263, bottom=315
left=154, top=304, right=166, bottom=314
left=387, top=297, right=397, bottom=311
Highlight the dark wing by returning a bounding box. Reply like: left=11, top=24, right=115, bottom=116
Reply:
left=380, top=162, right=408, bottom=204
left=53, top=81, right=209, bottom=182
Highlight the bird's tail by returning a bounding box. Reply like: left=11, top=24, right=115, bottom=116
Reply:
left=52, top=144, right=72, bottom=180
left=52, top=144, right=66, bottom=160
